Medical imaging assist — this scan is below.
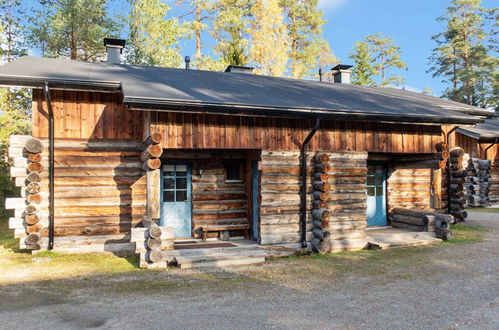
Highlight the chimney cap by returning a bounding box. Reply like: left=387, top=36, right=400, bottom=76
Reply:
left=104, top=38, right=126, bottom=51
left=331, top=64, right=353, bottom=72
left=224, top=65, right=254, bottom=74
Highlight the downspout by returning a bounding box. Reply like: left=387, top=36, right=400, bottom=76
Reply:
left=445, top=126, right=458, bottom=215
left=300, top=118, right=320, bottom=248
left=484, top=138, right=498, bottom=159
left=43, top=82, right=55, bottom=250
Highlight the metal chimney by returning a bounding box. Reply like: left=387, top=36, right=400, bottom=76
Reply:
left=331, top=64, right=353, bottom=84
left=224, top=65, right=254, bottom=74
left=104, top=38, right=126, bottom=64
left=185, top=56, right=191, bottom=70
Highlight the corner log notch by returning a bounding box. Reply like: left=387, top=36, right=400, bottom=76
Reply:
left=5, top=135, right=45, bottom=250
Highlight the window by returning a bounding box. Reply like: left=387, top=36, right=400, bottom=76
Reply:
left=163, top=164, right=189, bottom=202
left=225, top=163, right=243, bottom=182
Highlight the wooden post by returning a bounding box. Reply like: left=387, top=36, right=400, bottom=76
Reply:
left=147, top=169, right=161, bottom=220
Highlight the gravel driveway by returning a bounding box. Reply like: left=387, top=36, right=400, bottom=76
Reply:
left=0, top=211, right=498, bottom=330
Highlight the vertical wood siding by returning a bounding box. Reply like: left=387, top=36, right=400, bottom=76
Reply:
left=150, top=112, right=443, bottom=153
left=32, top=89, right=143, bottom=140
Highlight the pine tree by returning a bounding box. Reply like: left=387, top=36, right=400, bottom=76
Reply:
left=29, top=0, right=119, bottom=61
left=125, top=0, right=188, bottom=68
left=0, top=0, right=31, bottom=145
left=349, top=41, right=376, bottom=86
left=0, top=0, right=31, bottom=219
left=248, top=0, right=290, bottom=76
left=211, top=0, right=252, bottom=66
left=365, top=32, right=407, bottom=86
left=177, top=0, right=213, bottom=69
left=429, top=0, right=497, bottom=109
left=279, top=0, right=326, bottom=79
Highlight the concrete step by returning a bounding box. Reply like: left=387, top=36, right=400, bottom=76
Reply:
left=167, top=247, right=268, bottom=269
left=366, top=231, right=440, bottom=249
left=178, top=256, right=266, bottom=269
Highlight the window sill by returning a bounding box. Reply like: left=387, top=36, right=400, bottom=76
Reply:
left=225, top=180, right=243, bottom=184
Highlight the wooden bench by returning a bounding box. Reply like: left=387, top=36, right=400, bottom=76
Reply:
left=200, top=224, right=251, bottom=242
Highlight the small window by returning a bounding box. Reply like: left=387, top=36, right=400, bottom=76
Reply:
left=225, top=163, right=243, bottom=182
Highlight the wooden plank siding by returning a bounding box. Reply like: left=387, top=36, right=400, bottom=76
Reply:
left=150, top=112, right=444, bottom=153
left=32, top=91, right=446, bottom=153
left=32, top=89, right=143, bottom=140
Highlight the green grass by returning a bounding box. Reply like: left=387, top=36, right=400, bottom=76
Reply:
left=0, top=216, right=142, bottom=283
left=466, top=207, right=499, bottom=213
left=438, top=223, right=490, bottom=245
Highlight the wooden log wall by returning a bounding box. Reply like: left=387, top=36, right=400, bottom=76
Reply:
left=387, top=168, right=432, bottom=212
left=490, top=161, right=499, bottom=206
left=258, top=150, right=368, bottom=246
left=164, top=150, right=250, bottom=239
left=465, top=158, right=491, bottom=207
left=445, top=148, right=469, bottom=221
left=324, top=152, right=368, bottom=241
left=130, top=220, right=174, bottom=267
left=5, top=135, right=44, bottom=250
left=7, top=137, right=146, bottom=251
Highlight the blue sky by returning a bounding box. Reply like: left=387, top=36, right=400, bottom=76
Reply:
left=24, top=0, right=496, bottom=96
left=317, top=0, right=496, bottom=95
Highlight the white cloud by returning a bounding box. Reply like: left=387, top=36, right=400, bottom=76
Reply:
left=318, top=0, right=349, bottom=10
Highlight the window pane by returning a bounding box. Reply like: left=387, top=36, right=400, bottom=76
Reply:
left=176, top=190, right=187, bottom=202
left=368, top=168, right=375, bottom=175
left=367, top=176, right=375, bottom=186
left=176, top=178, right=187, bottom=190
left=226, top=164, right=241, bottom=181
left=367, top=187, right=375, bottom=196
left=375, top=175, right=383, bottom=186
left=176, top=165, right=187, bottom=177
left=164, top=178, right=175, bottom=189
left=376, top=186, right=383, bottom=196
left=164, top=191, right=174, bottom=202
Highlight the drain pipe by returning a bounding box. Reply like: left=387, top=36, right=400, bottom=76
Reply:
left=43, top=82, right=55, bottom=250
left=300, top=118, right=320, bottom=248
left=445, top=126, right=458, bottom=215
left=484, top=138, right=498, bottom=159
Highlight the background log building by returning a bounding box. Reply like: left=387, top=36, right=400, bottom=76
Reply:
left=0, top=40, right=492, bottom=265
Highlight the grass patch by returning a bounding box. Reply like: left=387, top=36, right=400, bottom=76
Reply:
left=438, top=223, right=490, bottom=245
left=466, top=207, right=499, bottom=213
left=0, top=217, right=141, bottom=284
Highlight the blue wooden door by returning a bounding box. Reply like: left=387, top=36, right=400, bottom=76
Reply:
left=160, top=164, right=192, bottom=238
left=252, top=160, right=260, bottom=240
left=366, top=166, right=387, bottom=226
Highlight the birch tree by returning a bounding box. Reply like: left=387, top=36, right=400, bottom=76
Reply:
left=279, top=0, right=326, bottom=78
left=248, top=0, right=290, bottom=76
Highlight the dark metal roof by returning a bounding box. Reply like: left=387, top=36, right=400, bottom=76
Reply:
left=457, top=118, right=499, bottom=141
left=0, top=56, right=490, bottom=125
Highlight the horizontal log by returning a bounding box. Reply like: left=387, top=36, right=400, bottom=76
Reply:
left=450, top=148, right=464, bottom=157
left=435, top=142, right=447, bottom=152
left=391, top=221, right=428, bottom=232
left=314, top=153, right=330, bottom=163
left=25, top=138, right=43, bottom=154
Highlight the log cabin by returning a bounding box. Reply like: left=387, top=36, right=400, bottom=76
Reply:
left=0, top=39, right=492, bottom=267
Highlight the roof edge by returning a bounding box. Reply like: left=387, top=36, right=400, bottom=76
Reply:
left=125, top=98, right=482, bottom=126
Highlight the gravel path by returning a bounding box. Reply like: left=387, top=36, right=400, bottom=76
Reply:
left=1, top=211, right=498, bottom=330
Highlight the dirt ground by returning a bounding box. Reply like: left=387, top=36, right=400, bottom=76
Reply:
left=0, top=211, right=498, bottom=330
